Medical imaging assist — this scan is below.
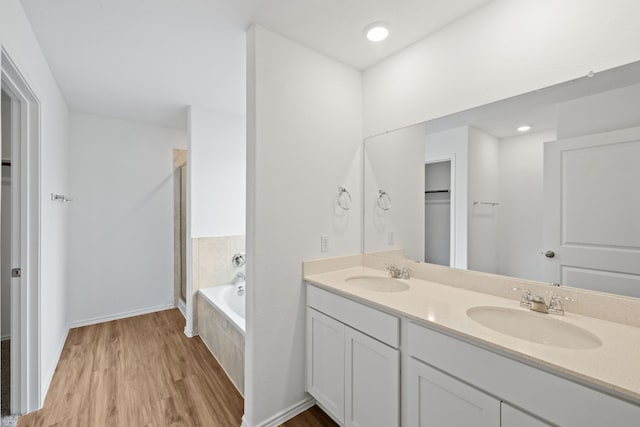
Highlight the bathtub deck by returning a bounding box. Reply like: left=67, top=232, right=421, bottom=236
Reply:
left=17, top=308, right=336, bottom=427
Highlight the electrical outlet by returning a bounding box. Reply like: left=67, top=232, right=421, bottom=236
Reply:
left=387, top=231, right=394, bottom=245
left=321, top=234, right=329, bottom=253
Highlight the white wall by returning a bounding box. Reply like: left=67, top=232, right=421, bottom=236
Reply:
left=1, top=0, right=71, bottom=404
left=557, top=82, right=640, bottom=139
left=67, top=113, right=186, bottom=325
left=364, top=124, right=425, bottom=260
left=468, top=127, right=499, bottom=273
left=246, top=25, right=362, bottom=426
left=188, top=107, right=246, bottom=237
left=497, top=130, right=556, bottom=281
left=363, top=0, right=640, bottom=137
left=425, top=126, right=468, bottom=268
left=1, top=91, right=11, bottom=339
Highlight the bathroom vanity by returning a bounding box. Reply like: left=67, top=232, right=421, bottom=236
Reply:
left=304, top=260, right=640, bottom=427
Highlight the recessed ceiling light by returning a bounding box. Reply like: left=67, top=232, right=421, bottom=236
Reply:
left=517, top=125, right=532, bottom=132
left=365, top=22, right=389, bottom=42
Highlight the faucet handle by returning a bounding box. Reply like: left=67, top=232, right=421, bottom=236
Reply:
left=385, top=264, right=402, bottom=278
left=548, top=294, right=577, bottom=315
left=400, top=266, right=414, bottom=279
left=512, top=287, right=531, bottom=308
left=233, top=272, right=246, bottom=284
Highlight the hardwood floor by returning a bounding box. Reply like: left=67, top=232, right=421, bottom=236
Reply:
left=18, top=309, right=336, bottom=427
left=282, top=405, right=337, bottom=427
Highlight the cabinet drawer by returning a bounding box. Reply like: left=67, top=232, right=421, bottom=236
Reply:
left=307, top=284, right=399, bottom=348
left=407, top=322, right=640, bottom=426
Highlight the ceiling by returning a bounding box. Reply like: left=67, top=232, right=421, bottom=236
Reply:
left=20, top=0, right=492, bottom=129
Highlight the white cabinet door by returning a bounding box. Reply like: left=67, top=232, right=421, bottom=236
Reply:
left=501, top=403, right=552, bottom=427
left=306, top=308, right=345, bottom=424
left=345, top=327, right=399, bottom=427
left=407, top=358, right=500, bottom=427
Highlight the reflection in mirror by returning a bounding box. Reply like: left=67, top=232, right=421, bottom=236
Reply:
left=364, top=61, right=640, bottom=299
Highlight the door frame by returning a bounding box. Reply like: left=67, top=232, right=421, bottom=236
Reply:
left=424, top=154, right=456, bottom=267
left=1, top=47, right=42, bottom=414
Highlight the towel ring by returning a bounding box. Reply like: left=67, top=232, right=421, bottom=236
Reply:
left=377, top=190, right=392, bottom=211
left=337, top=187, right=352, bottom=210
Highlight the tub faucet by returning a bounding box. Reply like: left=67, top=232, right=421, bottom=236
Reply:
left=234, top=272, right=245, bottom=296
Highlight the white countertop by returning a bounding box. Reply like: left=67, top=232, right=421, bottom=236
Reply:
left=304, top=266, right=640, bottom=404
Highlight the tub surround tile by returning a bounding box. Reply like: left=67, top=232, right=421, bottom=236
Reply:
left=192, top=235, right=245, bottom=292
left=191, top=235, right=246, bottom=328
left=196, top=295, right=245, bottom=396
left=192, top=239, right=200, bottom=291
left=173, top=149, right=187, bottom=168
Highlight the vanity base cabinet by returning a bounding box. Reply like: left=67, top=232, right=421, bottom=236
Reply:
left=407, top=322, right=640, bottom=427
left=345, top=327, right=399, bottom=427
left=306, top=308, right=345, bottom=424
left=306, top=285, right=400, bottom=427
left=407, top=358, right=499, bottom=427
left=501, top=403, right=552, bottom=427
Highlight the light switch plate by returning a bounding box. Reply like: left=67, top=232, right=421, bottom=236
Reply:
left=321, top=234, right=329, bottom=253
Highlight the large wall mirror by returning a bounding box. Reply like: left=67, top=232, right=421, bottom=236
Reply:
left=364, top=60, right=640, bottom=299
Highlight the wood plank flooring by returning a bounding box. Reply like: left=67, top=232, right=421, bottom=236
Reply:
left=281, top=405, right=337, bottom=427
left=18, top=309, right=336, bottom=427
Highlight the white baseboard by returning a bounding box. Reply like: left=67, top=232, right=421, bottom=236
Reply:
left=40, top=326, right=69, bottom=407
left=1, top=334, right=10, bottom=341
left=183, top=326, right=196, bottom=338
left=67, top=303, right=175, bottom=329
left=242, top=397, right=316, bottom=427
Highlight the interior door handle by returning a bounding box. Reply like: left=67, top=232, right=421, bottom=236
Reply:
left=544, top=250, right=555, bottom=258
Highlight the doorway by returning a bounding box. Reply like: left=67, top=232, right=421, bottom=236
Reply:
left=0, top=88, right=11, bottom=417
left=1, top=47, right=42, bottom=415
left=424, top=160, right=452, bottom=266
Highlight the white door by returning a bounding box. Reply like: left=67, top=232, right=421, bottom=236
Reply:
left=407, top=358, right=499, bottom=427
left=306, top=308, right=345, bottom=424
left=501, top=403, right=552, bottom=427
left=344, top=326, right=399, bottom=427
left=543, top=126, right=640, bottom=297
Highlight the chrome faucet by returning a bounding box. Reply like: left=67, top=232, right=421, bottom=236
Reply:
left=400, top=266, right=413, bottom=279
left=512, top=288, right=575, bottom=316
left=234, top=272, right=245, bottom=296
left=386, top=264, right=412, bottom=279
left=386, top=264, right=402, bottom=279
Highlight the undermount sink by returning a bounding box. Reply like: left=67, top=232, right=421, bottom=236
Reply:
left=467, top=306, right=602, bottom=349
left=345, top=275, right=410, bottom=293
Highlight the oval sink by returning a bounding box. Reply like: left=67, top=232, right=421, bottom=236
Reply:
left=467, top=306, right=602, bottom=349
left=345, top=276, right=409, bottom=293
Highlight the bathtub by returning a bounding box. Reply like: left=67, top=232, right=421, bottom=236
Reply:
left=197, top=282, right=246, bottom=395
left=199, top=282, right=245, bottom=333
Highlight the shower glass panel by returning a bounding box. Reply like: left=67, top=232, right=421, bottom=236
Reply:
left=180, top=165, right=187, bottom=301
left=174, top=164, right=187, bottom=303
